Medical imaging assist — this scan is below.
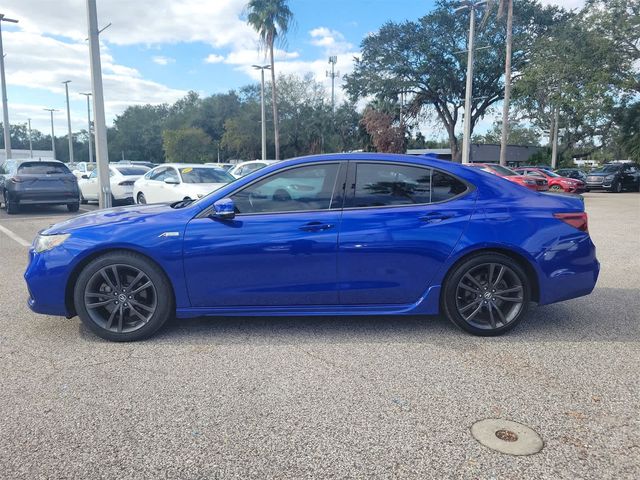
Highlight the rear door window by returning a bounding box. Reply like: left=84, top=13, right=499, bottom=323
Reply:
left=17, top=163, right=71, bottom=175
left=346, top=163, right=466, bottom=208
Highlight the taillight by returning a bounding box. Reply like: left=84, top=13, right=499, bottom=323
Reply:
left=554, top=212, right=588, bottom=233
left=119, top=180, right=135, bottom=186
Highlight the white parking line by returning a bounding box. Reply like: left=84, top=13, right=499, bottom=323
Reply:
left=0, top=224, right=31, bottom=247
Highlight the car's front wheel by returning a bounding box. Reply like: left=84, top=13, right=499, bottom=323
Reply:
left=549, top=185, right=563, bottom=192
left=73, top=251, right=174, bottom=341
left=137, top=192, right=146, bottom=204
left=610, top=180, right=623, bottom=193
left=441, top=253, right=531, bottom=336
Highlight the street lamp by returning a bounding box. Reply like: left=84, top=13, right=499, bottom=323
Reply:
left=43, top=108, right=58, bottom=159
left=0, top=13, right=18, bottom=160
left=79, top=92, right=93, bottom=163
left=455, top=0, right=487, bottom=164
left=62, top=80, right=74, bottom=164
left=27, top=118, right=33, bottom=158
left=253, top=64, right=270, bottom=162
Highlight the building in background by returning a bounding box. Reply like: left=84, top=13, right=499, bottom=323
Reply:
left=408, top=144, right=541, bottom=166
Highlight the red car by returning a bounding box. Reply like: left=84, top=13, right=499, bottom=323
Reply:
left=468, top=163, right=548, bottom=191
left=514, top=167, right=586, bottom=193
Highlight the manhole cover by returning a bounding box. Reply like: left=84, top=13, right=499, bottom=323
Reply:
left=471, top=419, right=543, bottom=456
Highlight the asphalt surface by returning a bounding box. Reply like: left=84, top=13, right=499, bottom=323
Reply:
left=0, top=194, right=638, bottom=479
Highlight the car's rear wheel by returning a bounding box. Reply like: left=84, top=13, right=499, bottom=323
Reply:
left=4, top=191, right=19, bottom=214
left=67, top=202, right=80, bottom=212
left=137, top=192, right=146, bottom=204
left=442, top=253, right=531, bottom=336
left=80, top=192, right=88, bottom=204
left=73, top=251, right=174, bottom=341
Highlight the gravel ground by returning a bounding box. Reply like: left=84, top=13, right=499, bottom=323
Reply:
left=0, top=194, right=638, bottom=479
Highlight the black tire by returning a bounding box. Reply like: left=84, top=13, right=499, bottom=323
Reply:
left=67, top=202, right=80, bottom=212
left=137, top=192, right=146, bottom=204
left=441, top=253, right=531, bottom=336
left=73, top=251, right=174, bottom=342
left=80, top=193, right=88, bottom=204
left=549, top=185, right=563, bottom=193
left=5, top=192, right=19, bottom=214
left=610, top=180, right=623, bottom=193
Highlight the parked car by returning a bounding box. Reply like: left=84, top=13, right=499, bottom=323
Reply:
left=467, top=163, right=548, bottom=191
left=228, top=160, right=278, bottom=178
left=0, top=160, right=79, bottom=214
left=68, top=161, right=96, bottom=181
left=25, top=153, right=599, bottom=341
left=114, top=160, right=158, bottom=169
left=514, top=167, right=586, bottom=193
left=205, top=162, right=234, bottom=171
left=585, top=162, right=640, bottom=192
left=555, top=168, right=588, bottom=183
left=79, top=165, right=149, bottom=205
left=134, top=164, right=235, bottom=204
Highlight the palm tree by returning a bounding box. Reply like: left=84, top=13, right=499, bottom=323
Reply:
left=246, top=0, right=293, bottom=161
left=483, top=1, right=514, bottom=166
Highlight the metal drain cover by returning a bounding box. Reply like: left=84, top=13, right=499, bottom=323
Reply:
left=471, top=419, right=543, bottom=456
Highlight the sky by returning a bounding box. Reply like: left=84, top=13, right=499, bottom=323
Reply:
left=2, top=0, right=585, bottom=139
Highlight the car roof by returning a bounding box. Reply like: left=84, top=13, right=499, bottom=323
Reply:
left=157, top=163, right=226, bottom=168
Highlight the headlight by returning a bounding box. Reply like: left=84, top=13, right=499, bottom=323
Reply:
left=33, top=233, right=70, bottom=253
left=604, top=175, right=614, bottom=181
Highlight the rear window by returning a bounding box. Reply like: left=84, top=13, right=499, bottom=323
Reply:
left=180, top=167, right=235, bottom=184
left=17, top=162, right=70, bottom=175
left=347, top=163, right=467, bottom=208
left=115, top=167, right=148, bottom=176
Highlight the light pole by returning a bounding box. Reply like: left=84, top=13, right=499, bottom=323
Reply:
left=79, top=92, right=93, bottom=163
left=455, top=0, right=487, bottom=164
left=62, top=80, right=74, bottom=164
left=253, top=64, right=270, bottom=162
left=27, top=118, right=33, bottom=158
left=0, top=14, right=18, bottom=160
left=86, top=0, right=111, bottom=209
left=43, top=108, right=58, bottom=159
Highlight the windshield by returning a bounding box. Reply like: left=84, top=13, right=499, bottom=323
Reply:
left=179, top=167, right=235, bottom=184
left=115, top=167, right=149, bottom=176
left=17, top=162, right=70, bottom=175
left=541, top=169, right=560, bottom=177
left=590, top=164, right=620, bottom=173
left=490, top=165, right=518, bottom=176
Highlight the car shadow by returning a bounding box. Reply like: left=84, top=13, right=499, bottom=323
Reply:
left=115, top=286, right=638, bottom=346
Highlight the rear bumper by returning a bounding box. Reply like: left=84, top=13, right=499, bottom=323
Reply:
left=9, top=190, right=79, bottom=205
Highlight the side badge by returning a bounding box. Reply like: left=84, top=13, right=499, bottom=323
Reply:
left=159, top=232, right=180, bottom=238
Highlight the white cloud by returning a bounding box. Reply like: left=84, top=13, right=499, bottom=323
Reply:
left=4, top=30, right=186, bottom=132
left=309, top=27, right=354, bottom=54
left=204, top=54, right=225, bottom=64
left=152, top=56, right=175, bottom=66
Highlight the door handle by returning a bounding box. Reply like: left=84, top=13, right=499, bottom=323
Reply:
left=299, top=221, right=334, bottom=232
left=419, top=212, right=453, bottom=223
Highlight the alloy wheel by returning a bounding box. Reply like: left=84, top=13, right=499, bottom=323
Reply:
left=455, top=262, right=524, bottom=330
left=83, top=264, right=157, bottom=334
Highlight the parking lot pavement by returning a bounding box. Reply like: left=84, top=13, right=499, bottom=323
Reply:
left=0, top=192, right=638, bottom=479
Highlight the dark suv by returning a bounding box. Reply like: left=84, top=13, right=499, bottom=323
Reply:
left=585, top=163, right=640, bottom=192
left=555, top=168, right=588, bottom=183
left=0, top=160, right=80, bottom=214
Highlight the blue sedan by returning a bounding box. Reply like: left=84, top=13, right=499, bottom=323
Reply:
left=24, top=154, right=599, bottom=341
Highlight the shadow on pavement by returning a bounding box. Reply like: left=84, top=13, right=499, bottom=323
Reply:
left=76, top=286, right=638, bottom=345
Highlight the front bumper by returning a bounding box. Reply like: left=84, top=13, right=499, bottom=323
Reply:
left=24, top=247, right=74, bottom=317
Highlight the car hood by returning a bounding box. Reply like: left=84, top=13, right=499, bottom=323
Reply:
left=586, top=171, right=613, bottom=177
left=43, top=203, right=178, bottom=235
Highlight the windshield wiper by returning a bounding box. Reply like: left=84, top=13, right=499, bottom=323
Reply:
left=170, top=198, right=195, bottom=209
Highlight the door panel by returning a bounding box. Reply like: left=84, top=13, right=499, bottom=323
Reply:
left=183, top=162, right=346, bottom=307
left=337, top=162, right=476, bottom=305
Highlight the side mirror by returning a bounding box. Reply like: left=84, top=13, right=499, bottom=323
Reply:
left=164, top=177, right=179, bottom=185
left=211, top=198, right=236, bottom=220
left=81, top=174, right=89, bottom=179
